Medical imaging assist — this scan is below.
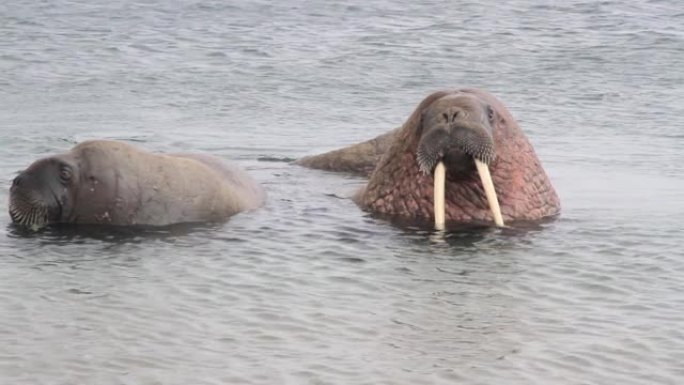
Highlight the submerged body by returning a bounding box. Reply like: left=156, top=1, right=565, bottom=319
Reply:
left=298, top=88, right=560, bottom=226
left=9, top=140, right=265, bottom=229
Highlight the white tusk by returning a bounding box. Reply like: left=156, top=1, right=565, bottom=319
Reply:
left=474, top=159, right=504, bottom=227
left=433, top=161, right=446, bottom=230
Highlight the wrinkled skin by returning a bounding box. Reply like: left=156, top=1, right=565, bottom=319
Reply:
left=297, top=88, right=561, bottom=225
left=9, top=140, right=265, bottom=229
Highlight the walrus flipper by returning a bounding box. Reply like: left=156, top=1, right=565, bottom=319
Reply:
left=296, top=128, right=399, bottom=177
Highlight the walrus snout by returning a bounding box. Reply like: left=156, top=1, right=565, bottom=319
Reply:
left=8, top=191, right=51, bottom=230
left=9, top=170, right=63, bottom=230
left=416, top=122, right=496, bottom=176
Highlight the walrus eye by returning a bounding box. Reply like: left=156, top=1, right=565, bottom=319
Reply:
left=59, top=166, right=72, bottom=182
left=442, top=113, right=449, bottom=122
left=452, top=111, right=460, bottom=120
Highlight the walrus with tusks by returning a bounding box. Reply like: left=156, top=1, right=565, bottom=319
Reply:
left=9, top=140, right=265, bottom=230
left=297, top=88, right=560, bottom=228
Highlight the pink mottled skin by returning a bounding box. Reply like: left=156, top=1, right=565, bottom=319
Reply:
left=299, top=88, right=560, bottom=225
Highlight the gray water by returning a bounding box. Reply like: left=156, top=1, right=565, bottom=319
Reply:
left=1, top=0, right=683, bottom=384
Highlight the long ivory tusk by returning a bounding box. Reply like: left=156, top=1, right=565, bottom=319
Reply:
left=474, top=159, right=505, bottom=227
left=433, top=161, right=446, bottom=230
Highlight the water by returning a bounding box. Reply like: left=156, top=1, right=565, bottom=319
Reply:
left=1, top=0, right=683, bottom=384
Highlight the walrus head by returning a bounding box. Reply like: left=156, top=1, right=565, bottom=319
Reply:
left=359, top=89, right=560, bottom=227
left=416, top=94, right=497, bottom=176
left=9, top=155, right=78, bottom=230
left=415, top=94, right=503, bottom=228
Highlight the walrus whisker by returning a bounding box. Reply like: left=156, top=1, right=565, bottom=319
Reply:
left=10, top=211, right=23, bottom=223
left=9, top=202, right=26, bottom=223
left=10, top=198, right=48, bottom=228
left=417, top=149, right=442, bottom=175
left=27, top=209, right=37, bottom=226
left=416, top=128, right=450, bottom=175
left=34, top=205, right=48, bottom=226
left=19, top=211, right=31, bottom=226
left=448, top=120, right=497, bottom=165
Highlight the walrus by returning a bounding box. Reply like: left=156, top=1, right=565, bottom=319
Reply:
left=9, top=140, right=265, bottom=230
left=298, top=88, right=560, bottom=228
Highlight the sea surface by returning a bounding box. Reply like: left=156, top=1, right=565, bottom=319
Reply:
left=1, top=0, right=683, bottom=384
